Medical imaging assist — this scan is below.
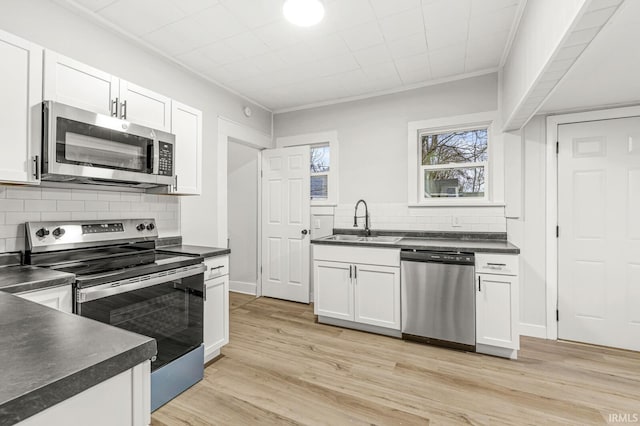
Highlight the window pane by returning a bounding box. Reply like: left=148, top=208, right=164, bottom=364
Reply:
left=421, top=128, right=488, bottom=166
left=311, top=145, right=330, bottom=172
left=424, top=167, right=485, bottom=198
left=311, top=175, right=328, bottom=199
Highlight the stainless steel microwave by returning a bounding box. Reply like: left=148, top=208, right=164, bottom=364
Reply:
left=41, top=101, right=176, bottom=188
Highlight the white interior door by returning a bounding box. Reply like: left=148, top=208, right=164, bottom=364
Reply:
left=261, top=146, right=311, bottom=303
left=558, top=117, right=640, bottom=351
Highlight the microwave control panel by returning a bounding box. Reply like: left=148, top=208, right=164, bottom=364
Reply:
left=158, top=142, right=174, bottom=176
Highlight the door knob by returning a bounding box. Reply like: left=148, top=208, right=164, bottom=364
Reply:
left=301, top=229, right=308, bottom=235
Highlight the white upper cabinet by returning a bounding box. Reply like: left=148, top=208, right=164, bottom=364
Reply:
left=119, top=80, right=171, bottom=131
left=43, top=51, right=171, bottom=132
left=0, top=30, right=42, bottom=185
left=171, top=101, right=202, bottom=195
left=44, top=50, right=118, bottom=116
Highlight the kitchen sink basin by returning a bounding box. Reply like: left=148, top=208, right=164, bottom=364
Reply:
left=322, top=234, right=402, bottom=244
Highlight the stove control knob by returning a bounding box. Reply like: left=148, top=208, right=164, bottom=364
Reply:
left=136, top=223, right=146, bottom=231
left=146, top=223, right=155, bottom=231
left=52, top=227, right=65, bottom=238
left=35, top=228, right=50, bottom=238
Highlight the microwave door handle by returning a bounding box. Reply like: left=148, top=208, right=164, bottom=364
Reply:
left=152, top=139, right=160, bottom=174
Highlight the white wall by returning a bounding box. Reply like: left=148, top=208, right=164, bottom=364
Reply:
left=0, top=186, right=179, bottom=252
left=227, top=141, right=259, bottom=293
left=501, top=0, right=586, bottom=127
left=0, top=0, right=272, bottom=247
left=274, top=73, right=504, bottom=233
left=505, top=116, right=548, bottom=337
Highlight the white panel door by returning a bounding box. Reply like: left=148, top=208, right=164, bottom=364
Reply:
left=558, top=117, right=640, bottom=351
left=43, top=50, right=118, bottom=116
left=354, top=264, right=400, bottom=330
left=120, top=80, right=171, bottom=131
left=171, top=101, right=202, bottom=194
left=476, top=274, right=518, bottom=349
left=314, top=261, right=353, bottom=321
left=0, top=30, right=42, bottom=184
left=262, top=146, right=311, bottom=303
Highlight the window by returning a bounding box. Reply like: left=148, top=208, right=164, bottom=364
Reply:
left=310, top=144, right=330, bottom=200
left=277, top=131, right=339, bottom=206
left=420, top=127, right=488, bottom=200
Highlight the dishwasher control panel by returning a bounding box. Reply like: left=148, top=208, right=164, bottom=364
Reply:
left=400, top=249, right=474, bottom=265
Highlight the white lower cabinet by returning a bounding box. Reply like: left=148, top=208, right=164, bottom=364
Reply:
left=16, top=285, right=73, bottom=313
left=203, top=255, right=229, bottom=363
left=313, top=246, right=401, bottom=331
left=475, top=253, right=520, bottom=359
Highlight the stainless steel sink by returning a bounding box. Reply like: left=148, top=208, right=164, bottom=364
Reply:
left=322, top=234, right=402, bottom=244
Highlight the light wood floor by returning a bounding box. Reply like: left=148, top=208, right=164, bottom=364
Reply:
left=152, top=292, right=640, bottom=425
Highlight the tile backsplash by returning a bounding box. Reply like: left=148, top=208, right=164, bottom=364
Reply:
left=333, top=203, right=506, bottom=233
left=0, top=186, right=180, bottom=252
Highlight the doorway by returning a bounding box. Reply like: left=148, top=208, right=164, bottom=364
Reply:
left=555, top=114, right=640, bottom=351
left=227, top=140, right=260, bottom=295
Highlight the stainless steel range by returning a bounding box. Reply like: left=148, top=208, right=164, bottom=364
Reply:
left=24, top=219, right=206, bottom=411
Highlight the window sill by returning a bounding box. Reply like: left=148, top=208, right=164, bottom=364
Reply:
left=408, top=201, right=505, bottom=208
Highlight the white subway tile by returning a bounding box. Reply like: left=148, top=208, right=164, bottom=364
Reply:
left=471, top=224, right=490, bottom=231
left=71, top=189, right=98, bottom=201
left=0, top=213, right=4, bottom=225
left=0, top=225, right=23, bottom=239
left=120, top=193, right=141, bottom=202
left=0, top=239, right=6, bottom=252
left=85, top=201, right=109, bottom=211
left=0, top=199, right=24, bottom=212
left=41, top=212, right=72, bottom=221
left=57, top=200, right=85, bottom=212
left=41, top=188, right=72, bottom=200
left=24, top=200, right=54, bottom=212
left=109, top=201, right=131, bottom=211
left=72, top=212, right=97, bottom=220
left=5, top=237, right=25, bottom=252
left=0, top=187, right=6, bottom=199
left=6, top=212, right=40, bottom=224
left=97, top=191, right=121, bottom=201
left=6, top=187, right=41, bottom=200
left=141, top=194, right=158, bottom=203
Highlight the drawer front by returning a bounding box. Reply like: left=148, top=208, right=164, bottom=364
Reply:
left=475, top=253, right=518, bottom=276
left=204, top=255, right=229, bottom=279
left=313, top=244, right=400, bottom=267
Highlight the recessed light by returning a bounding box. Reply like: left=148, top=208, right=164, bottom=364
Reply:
left=283, top=0, right=325, bottom=27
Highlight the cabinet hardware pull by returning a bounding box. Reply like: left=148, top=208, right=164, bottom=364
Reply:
left=33, top=155, right=40, bottom=180
left=353, top=265, right=357, bottom=280
left=349, top=265, right=352, bottom=279
left=487, top=263, right=506, bottom=266
left=121, top=100, right=127, bottom=119
left=478, top=276, right=481, bottom=291
left=112, top=97, right=119, bottom=117
left=174, top=175, right=178, bottom=191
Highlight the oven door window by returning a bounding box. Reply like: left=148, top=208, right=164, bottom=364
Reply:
left=78, top=274, right=204, bottom=371
left=56, top=117, right=154, bottom=173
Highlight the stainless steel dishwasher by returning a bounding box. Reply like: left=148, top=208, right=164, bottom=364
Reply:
left=401, top=250, right=476, bottom=351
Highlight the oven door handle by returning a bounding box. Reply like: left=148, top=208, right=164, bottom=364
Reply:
left=77, top=263, right=206, bottom=303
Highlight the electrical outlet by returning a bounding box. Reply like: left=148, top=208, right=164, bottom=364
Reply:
left=452, top=216, right=462, bottom=227
left=314, top=219, right=321, bottom=229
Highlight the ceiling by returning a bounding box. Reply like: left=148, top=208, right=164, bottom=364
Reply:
left=541, top=0, right=640, bottom=113
left=67, top=0, right=522, bottom=112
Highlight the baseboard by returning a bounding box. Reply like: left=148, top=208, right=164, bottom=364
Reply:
left=520, top=322, right=548, bottom=339
left=229, top=280, right=256, bottom=295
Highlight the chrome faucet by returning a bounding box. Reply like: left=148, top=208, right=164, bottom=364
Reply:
left=353, top=199, right=371, bottom=236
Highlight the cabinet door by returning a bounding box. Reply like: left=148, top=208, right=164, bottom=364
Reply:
left=171, top=101, right=202, bottom=195
left=204, top=275, right=229, bottom=362
left=476, top=274, right=518, bottom=349
left=119, top=80, right=171, bottom=131
left=17, top=285, right=73, bottom=313
left=0, top=30, right=42, bottom=184
left=314, top=261, right=353, bottom=321
left=43, top=50, right=118, bottom=116
left=354, top=264, right=400, bottom=330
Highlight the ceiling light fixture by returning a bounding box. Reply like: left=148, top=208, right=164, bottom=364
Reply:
left=283, top=0, right=325, bottom=27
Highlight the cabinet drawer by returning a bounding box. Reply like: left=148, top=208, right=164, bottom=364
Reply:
left=313, top=245, right=400, bottom=267
left=475, top=253, right=518, bottom=276
left=204, top=255, right=229, bottom=279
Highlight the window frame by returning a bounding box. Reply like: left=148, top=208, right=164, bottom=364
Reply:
left=408, top=112, right=500, bottom=207
left=276, top=131, right=339, bottom=206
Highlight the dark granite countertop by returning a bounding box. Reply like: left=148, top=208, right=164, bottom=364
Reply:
left=0, top=292, right=157, bottom=426
left=312, top=230, right=520, bottom=254
left=158, top=244, right=230, bottom=259
left=0, top=266, right=75, bottom=294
